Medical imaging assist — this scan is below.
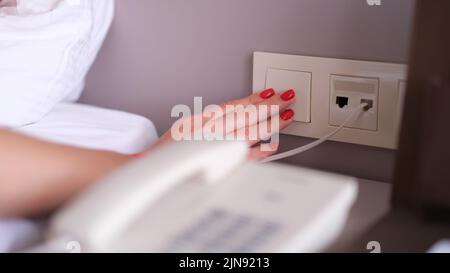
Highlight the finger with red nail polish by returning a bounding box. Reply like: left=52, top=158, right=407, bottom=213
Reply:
left=280, top=89, right=296, bottom=101
left=259, top=88, right=275, bottom=99
left=280, top=109, right=295, bottom=121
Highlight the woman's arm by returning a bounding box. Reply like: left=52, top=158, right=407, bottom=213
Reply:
left=0, top=130, right=130, bottom=218
left=0, top=89, right=295, bottom=218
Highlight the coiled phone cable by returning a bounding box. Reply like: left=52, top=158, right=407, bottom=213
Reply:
left=262, top=102, right=370, bottom=163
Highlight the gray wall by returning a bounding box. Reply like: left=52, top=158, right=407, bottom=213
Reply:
left=82, top=0, right=416, bottom=182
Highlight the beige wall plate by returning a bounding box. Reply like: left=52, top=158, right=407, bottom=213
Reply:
left=253, top=52, right=408, bottom=149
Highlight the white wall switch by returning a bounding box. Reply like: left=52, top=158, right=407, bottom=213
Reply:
left=253, top=52, right=408, bottom=149
left=266, top=68, right=312, bottom=123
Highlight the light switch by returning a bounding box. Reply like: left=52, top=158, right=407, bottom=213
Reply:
left=265, top=68, right=312, bottom=123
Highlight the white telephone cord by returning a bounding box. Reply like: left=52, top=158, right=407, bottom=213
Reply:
left=262, top=103, right=370, bottom=163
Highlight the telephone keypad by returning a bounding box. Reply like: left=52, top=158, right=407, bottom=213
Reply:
left=165, top=208, right=281, bottom=252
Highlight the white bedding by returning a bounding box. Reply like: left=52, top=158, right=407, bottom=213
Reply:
left=0, top=0, right=115, bottom=127
left=17, top=103, right=159, bottom=154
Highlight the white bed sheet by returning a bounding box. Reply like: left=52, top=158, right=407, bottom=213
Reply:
left=17, top=102, right=159, bottom=154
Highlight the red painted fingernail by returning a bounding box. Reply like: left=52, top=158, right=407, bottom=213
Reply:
left=132, top=153, right=145, bottom=159
left=259, top=88, right=275, bottom=99
left=280, top=109, right=295, bottom=121
left=280, top=89, right=296, bottom=101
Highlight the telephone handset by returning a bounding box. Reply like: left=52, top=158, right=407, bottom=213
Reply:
left=50, top=140, right=248, bottom=250
left=45, top=140, right=358, bottom=253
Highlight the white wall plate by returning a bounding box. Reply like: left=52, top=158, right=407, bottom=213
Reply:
left=253, top=52, right=408, bottom=149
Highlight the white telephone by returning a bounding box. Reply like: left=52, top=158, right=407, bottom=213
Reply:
left=36, top=140, right=358, bottom=253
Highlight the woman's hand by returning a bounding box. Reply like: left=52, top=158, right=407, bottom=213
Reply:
left=0, top=89, right=296, bottom=217
left=151, top=88, right=297, bottom=161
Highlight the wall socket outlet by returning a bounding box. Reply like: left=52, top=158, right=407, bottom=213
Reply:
left=329, top=75, right=379, bottom=131
left=253, top=52, right=408, bottom=149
